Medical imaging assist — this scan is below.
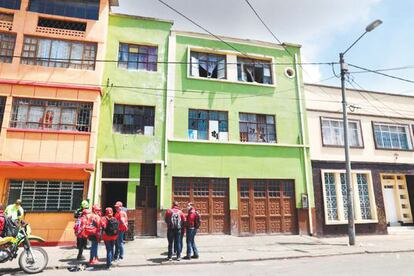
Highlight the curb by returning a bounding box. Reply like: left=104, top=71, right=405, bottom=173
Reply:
left=40, top=248, right=414, bottom=271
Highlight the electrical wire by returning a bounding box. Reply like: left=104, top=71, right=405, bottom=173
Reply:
left=349, top=64, right=414, bottom=85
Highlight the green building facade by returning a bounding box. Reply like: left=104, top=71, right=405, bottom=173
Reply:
left=94, top=14, right=314, bottom=236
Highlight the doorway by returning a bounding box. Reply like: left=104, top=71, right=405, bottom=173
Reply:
left=102, top=181, right=128, bottom=210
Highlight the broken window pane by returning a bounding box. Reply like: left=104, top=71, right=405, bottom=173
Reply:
left=237, top=57, right=273, bottom=84
left=190, top=51, right=226, bottom=79
left=113, top=104, right=155, bottom=135
left=239, top=113, right=276, bottom=143
left=118, top=43, right=158, bottom=72
left=188, top=109, right=229, bottom=141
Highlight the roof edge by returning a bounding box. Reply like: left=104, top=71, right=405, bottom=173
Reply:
left=173, top=30, right=298, bottom=50
left=305, top=83, right=414, bottom=99
left=110, top=12, right=174, bottom=25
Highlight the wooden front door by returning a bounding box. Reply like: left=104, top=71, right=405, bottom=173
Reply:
left=238, top=179, right=297, bottom=234
left=131, top=164, right=157, bottom=236
left=173, top=177, right=230, bottom=234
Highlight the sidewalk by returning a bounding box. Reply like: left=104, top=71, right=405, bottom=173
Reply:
left=2, top=234, right=414, bottom=273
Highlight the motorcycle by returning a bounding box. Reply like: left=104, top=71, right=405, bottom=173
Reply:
left=0, top=222, right=48, bottom=274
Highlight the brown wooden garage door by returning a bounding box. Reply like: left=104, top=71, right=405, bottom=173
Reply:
left=173, top=177, right=230, bottom=234
left=238, top=179, right=297, bottom=234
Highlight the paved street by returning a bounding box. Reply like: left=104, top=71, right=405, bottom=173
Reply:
left=6, top=252, right=414, bottom=276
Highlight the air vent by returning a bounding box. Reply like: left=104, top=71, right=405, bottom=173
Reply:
left=0, top=12, right=13, bottom=31
left=36, top=17, right=87, bottom=38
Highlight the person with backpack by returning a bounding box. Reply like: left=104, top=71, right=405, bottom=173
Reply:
left=184, top=202, right=200, bottom=260
left=101, top=207, right=119, bottom=269
left=114, top=201, right=128, bottom=261
left=5, top=199, right=24, bottom=223
left=86, top=204, right=101, bottom=265
left=74, top=209, right=89, bottom=260
left=0, top=204, right=17, bottom=246
left=74, top=200, right=89, bottom=219
left=164, top=201, right=186, bottom=261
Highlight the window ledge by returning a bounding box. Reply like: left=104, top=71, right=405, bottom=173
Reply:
left=117, top=67, right=160, bottom=74
left=187, top=75, right=276, bottom=88
left=169, top=138, right=308, bottom=148
left=325, top=219, right=379, bottom=225
left=7, top=128, right=91, bottom=136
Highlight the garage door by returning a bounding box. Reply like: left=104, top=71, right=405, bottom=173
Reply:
left=173, top=177, right=230, bottom=234
left=238, top=179, right=297, bottom=234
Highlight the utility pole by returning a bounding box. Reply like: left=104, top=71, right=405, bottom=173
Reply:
left=338, top=19, right=382, bottom=246
left=340, top=53, right=355, bottom=246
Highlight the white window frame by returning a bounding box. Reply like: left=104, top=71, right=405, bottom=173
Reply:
left=373, top=122, right=413, bottom=150
left=320, top=117, right=363, bottom=148
left=321, top=170, right=378, bottom=225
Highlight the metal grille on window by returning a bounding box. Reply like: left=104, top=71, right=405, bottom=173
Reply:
left=0, top=33, right=16, bottom=63
left=253, top=181, right=266, bottom=198
left=7, top=180, right=84, bottom=211
left=282, top=181, right=294, bottom=197
left=9, top=98, right=92, bottom=132
left=212, top=179, right=228, bottom=197
left=268, top=181, right=281, bottom=198
left=239, top=182, right=249, bottom=198
left=357, top=173, right=372, bottom=220
left=0, top=96, right=5, bottom=129
left=193, top=179, right=209, bottom=197
left=173, top=180, right=190, bottom=197
left=340, top=173, right=349, bottom=220
left=324, top=173, right=338, bottom=221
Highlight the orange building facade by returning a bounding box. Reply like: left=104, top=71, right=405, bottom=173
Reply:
left=0, top=0, right=118, bottom=244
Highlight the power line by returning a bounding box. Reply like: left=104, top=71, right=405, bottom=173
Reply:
left=349, top=64, right=414, bottom=85
left=157, top=0, right=250, bottom=58
left=349, top=65, right=414, bottom=74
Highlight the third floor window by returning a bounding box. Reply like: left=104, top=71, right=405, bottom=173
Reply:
left=21, top=36, right=97, bottom=70
left=237, top=57, right=273, bottom=84
left=28, top=0, right=100, bottom=20
left=190, top=51, right=226, bottom=79
left=118, top=43, right=158, bottom=72
left=321, top=117, right=363, bottom=148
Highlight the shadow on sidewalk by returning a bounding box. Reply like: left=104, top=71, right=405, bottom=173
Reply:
left=147, top=257, right=168, bottom=264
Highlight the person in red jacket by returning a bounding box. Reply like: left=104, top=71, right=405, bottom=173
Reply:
left=0, top=204, right=5, bottom=237
left=114, top=201, right=128, bottom=261
left=87, top=204, right=101, bottom=265
left=183, top=202, right=200, bottom=259
left=164, top=201, right=186, bottom=261
left=101, top=207, right=118, bottom=269
left=74, top=209, right=89, bottom=260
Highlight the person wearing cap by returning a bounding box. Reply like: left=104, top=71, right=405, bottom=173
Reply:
left=114, top=201, right=128, bottom=261
left=5, top=199, right=24, bottom=222
left=101, top=207, right=118, bottom=269
left=183, top=202, right=200, bottom=260
left=87, top=204, right=102, bottom=265
left=74, top=200, right=89, bottom=219
left=164, top=201, right=186, bottom=261
left=75, top=209, right=90, bottom=260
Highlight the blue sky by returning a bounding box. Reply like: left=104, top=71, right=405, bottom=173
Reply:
left=114, top=0, right=414, bottom=94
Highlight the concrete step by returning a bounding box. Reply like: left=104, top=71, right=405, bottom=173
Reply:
left=388, top=226, right=414, bottom=235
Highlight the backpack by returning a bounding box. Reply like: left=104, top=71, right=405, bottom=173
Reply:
left=0, top=215, right=19, bottom=238
left=170, top=209, right=182, bottom=230
left=73, top=217, right=84, bottom=236
left=84, top=215, right=98, bottom=237
left=105, top=217, right=119, bottom=236
left=194, top=211, right=201, bottom=230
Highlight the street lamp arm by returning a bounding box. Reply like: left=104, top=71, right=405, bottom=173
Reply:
left=342, top=31, right=368, bottom=56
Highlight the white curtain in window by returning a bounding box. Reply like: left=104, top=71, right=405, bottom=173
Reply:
left=191, top=56, right=199, bottom=77
left=61, top=108, right=76, bottom=130
left=15, top=104, right=29, bottom=128
left=37, top=39, right=51, bottom=65
left=50, top=40, right=70, bottom=67
left=27, top=106, right=44, bottom=129
left=70, top=43, right=83, bottom=65
left=217, top=59, right=225, bottom=79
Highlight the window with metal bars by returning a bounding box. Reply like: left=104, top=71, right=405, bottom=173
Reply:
left=7, top=180, right=84, bottom=211
left=0, top=0, right=21, bottom=10
left=28, top=0, right=100, bottom=20
left=113, top=104, right=155, bottom=135
left=10, top=98, right=93, bottom=132
left=0, top=96, right=5, bottom=129
left=239, top=113, right=276, bottom=143
left=38, top=17, right=87, bottom=32
left=21, top=36, right=97, bottom=70
left=0, top=32, right=16, bottom=63
left=118, top=43, right=158, bottom=71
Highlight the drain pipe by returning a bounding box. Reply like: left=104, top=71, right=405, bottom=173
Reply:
left=294, top=53, right=314, bottom=235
